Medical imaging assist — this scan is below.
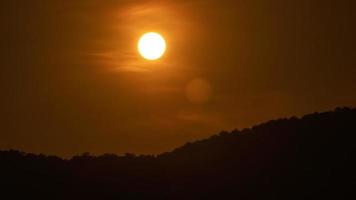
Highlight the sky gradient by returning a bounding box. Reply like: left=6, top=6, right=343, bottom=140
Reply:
left=1, top=0, right=355, bottom=157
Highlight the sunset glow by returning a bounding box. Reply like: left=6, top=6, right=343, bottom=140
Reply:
left=138, top=32, right=166, bottom=60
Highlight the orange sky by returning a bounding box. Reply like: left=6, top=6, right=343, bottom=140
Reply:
left=1, top=0, right=355, bottom=157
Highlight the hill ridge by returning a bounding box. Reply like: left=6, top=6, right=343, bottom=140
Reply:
left=0, top=107, right=355, bottom=199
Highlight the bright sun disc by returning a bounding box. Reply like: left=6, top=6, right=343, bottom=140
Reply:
left=138, top=32, right=166, bottom=60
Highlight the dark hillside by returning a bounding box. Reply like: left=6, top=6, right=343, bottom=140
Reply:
left=1, top=108, right=355, bottom=199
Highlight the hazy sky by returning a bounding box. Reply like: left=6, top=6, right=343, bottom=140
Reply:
left=1, top=0, right=355, bottom=157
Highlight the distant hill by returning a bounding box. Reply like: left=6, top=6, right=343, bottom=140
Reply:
left=1, top=107, right=355, bottom=199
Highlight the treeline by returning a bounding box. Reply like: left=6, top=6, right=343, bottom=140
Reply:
left=0, top=107, right=355, bottom=199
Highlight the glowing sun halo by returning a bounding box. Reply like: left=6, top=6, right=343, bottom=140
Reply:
left=138, top=32, right=166, bottom=60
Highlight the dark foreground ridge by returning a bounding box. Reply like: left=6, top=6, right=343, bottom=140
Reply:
left=1, top=107, right=355, bottom=199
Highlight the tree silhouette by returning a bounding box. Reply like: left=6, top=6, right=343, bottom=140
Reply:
left=0, top=107, right=354, bottom=199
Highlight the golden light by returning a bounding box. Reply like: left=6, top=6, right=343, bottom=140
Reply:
left=186, top=79, right=212, bottom=104
left=138, top=32, right=166, bottom=60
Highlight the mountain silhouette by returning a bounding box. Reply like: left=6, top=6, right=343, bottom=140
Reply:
left=1, top=107, right=354, bottom=199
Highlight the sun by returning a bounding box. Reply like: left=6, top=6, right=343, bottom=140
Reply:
left=138, top=32, right=166, bottom=60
